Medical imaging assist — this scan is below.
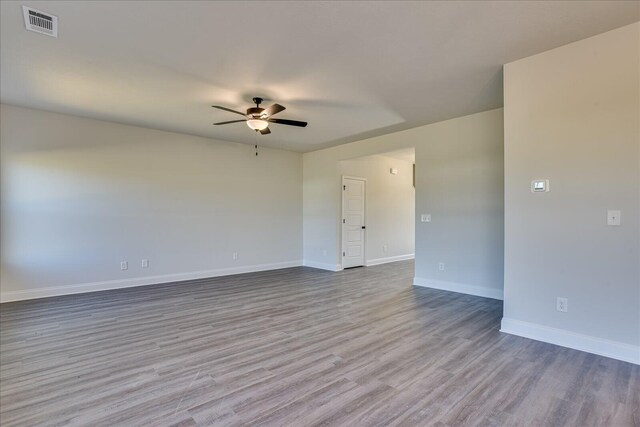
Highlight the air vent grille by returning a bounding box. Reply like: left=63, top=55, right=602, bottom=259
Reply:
left=22, top=6, right=58, bottom=37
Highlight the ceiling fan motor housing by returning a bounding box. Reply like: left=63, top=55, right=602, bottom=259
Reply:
left=246, top=107, right=265, bottom=117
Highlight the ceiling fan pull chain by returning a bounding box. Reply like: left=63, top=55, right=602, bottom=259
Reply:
left=255, top=144, right=258, bottom=156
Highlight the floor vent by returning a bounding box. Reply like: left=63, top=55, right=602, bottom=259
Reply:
left=22, top=6, right=58, bottom=37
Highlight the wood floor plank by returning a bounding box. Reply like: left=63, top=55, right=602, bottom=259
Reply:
left=1, top=261, right=637, bottom=426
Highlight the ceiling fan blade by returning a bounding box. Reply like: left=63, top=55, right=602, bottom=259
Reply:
left=268, top=118, right=308, bottom=127
left=213, top=119, right=246, bottom=125
left=263, top=103, right=286, bottom=117
left=212, top=105, right=247, bottom=117
left=260, top=127, right=271, bottom=135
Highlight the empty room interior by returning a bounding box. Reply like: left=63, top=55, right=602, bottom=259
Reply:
left=0, top=1, right=639, bottom=426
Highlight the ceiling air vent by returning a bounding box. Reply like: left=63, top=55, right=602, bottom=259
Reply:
left=22, top=6, right=58, bottom=37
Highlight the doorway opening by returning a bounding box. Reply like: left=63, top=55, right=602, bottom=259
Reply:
left=340, top=148, right=415, bottom=269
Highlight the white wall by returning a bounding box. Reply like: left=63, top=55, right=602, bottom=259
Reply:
left=502, top=23, right=640, bottom=364
left=0, top=104, right=303, bottom=302
left=303, top=109, right=505, bottom=299
left=339, top=154, right=415, bottom=264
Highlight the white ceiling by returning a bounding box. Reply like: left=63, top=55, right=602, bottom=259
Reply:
left=1, top=1, right=638, bottom=152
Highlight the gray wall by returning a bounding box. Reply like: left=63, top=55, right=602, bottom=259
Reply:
left=503, top=23, right=640, bottom=351
left=303, top=109, right=505, bottom=299
left=1, top=104, right=303, bottom=301
left=414, top=115, right=504, bottom=299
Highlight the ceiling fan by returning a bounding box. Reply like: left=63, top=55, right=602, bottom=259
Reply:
left=212, top=97, right=308, bottom=135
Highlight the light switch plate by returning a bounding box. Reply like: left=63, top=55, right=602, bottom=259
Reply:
left=531, top=179, right=549, bottom=192
left=607, top=210, right=621, bottom=226
left=421, top=214, right=431, bottom=223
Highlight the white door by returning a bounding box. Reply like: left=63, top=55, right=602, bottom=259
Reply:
left=342, top=177, right=365, bottom=268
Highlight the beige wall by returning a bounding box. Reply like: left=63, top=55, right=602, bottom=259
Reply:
left=502, top=23, right=640, bottom=361
left=0, top=104, right=303, bottom=301
left=303, top=108, right=505, bottom=299
left=339, top=154, right=415, bottom=264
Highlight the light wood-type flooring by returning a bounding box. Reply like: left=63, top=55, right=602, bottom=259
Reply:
left=1, top=261, right=638, bottom=426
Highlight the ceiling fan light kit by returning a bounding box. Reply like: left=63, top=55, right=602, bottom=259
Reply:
left=212, top=97, right=307, bottom=135
left=246, top=119, right=269, bottom=131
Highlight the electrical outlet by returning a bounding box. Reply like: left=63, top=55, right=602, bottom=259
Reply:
left=383, top=244, right=388, bottom=253
left=120, top=261, right=128, bottom=271
left=232, top=252, right=238, bottom=261
left=557, top=297, right=568, bottom=313
left=438, top=262, right=445, bottom=271
left=141, top=259, right=149, bottom=268
left=322, top=249, right=327, bottom=257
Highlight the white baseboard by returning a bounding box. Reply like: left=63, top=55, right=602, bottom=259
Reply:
left=304, top=254, right=414, bottom=271
left=501, top=317, right=640, bottom=365
left=0, top=260, right=303, bottom=303
left=413, top=277, right=504, bottom=300
left=366, top=254, right=414, bottom=267
left=302, top=260, right=343, bottom=272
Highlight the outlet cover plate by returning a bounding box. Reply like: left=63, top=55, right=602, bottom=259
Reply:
left=556, top=297, right=568, bottom=313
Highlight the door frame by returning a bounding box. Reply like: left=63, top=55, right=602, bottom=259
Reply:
left=341, top=175, right=367, bottom=268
